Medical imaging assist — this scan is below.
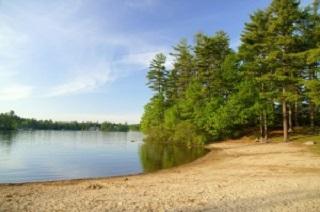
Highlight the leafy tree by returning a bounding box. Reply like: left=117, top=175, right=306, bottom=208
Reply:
left=0, top=111, right=18, bottom=130
left=203, top=81, right=257, bottom=139
left=101, top=122, right=129, bottom=132
left=140, top=95, right=166, bottom=133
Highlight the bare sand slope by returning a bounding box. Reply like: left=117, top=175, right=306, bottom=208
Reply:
left=1, top=139, right=320, bottom=212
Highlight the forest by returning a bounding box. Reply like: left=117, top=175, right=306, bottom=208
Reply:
left=141, top=0, right=320, bottom=145
left=0, top=111, right=135, bottom=132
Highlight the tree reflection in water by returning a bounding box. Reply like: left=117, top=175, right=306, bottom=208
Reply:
left=0, top=131, right=18, bottom=155
left=139, top=142, right=207, bottom=173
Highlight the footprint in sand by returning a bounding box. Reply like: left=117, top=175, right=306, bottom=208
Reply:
left=86, top=184, right=104, bottom=190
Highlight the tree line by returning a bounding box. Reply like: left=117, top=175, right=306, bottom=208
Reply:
left=141, top=0, right=320, bottom=145
left=0, top=111, right=138, bottom=132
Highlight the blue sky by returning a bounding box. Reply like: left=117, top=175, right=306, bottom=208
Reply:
left=0, top=0, right=313, bottom=123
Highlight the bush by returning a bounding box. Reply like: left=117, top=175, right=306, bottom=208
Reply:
left=143, top=125, right=171, bottom=143
left=172, top=121, right=206, bottom=146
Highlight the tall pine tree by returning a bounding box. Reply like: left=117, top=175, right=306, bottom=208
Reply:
left=239, top=10, right=274, bottom=141
left=147, top=53, right=168, bottom=95
left=267, top=0, right=302, bottom=142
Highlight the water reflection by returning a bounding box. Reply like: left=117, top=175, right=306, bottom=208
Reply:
left=0, top=131, right=18, bottom=154
left=139, top=142, right=207, bottom=172
left=0, top=130, right=144, bottom=183
left=0, top=130, right=17, bottom=143
left=0, top=130, right=207, bottom=183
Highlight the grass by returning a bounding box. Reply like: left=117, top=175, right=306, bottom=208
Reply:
left=269, top=127, right=320, bottom=154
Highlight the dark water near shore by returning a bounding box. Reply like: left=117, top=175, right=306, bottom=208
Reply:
left=0, top=130, right=206, bottom=183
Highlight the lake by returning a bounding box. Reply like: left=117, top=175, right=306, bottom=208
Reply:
left=0, top=130, right=207, bottom=183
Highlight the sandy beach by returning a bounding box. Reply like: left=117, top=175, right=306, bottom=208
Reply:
left=1, top=138, right=320, bottom=212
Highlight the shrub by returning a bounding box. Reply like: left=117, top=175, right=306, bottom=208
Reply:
left=172, top=121, right=206, bottom=146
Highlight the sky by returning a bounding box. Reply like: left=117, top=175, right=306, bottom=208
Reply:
left=0, top=0, right=313, bottom=123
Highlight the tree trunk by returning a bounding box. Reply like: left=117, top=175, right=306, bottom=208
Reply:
left=263, top=109, right=268, bottom=142
left=282, top=88, right=289, bottom=142
left=288, top=104, right=293, bottom=132
left=259, top=113, right=263, bottom=141
left=294, top=101, right=299, bottom=127
left=309, top=68, right=315, bottom=130
left=310, top=102, right=315, bottom=129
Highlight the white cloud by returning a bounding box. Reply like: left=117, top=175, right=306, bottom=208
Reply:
left=115, top=51, right=161, bottom=68
left=0, top=84, right=33, bottom=101
left=114, top=50, right=174, bottom=71
left=0, top=0, right=169, bottom=100
left=47, top=62, right=115, bottom=97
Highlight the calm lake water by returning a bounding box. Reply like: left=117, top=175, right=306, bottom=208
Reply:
left=0, top=130, right=206, bottom=183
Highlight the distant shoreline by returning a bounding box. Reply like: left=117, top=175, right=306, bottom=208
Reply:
left=0, top=111, right=140, bottom=132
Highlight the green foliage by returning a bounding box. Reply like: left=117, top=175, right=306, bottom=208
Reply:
left=142, top=125, right=171, bottom=143
left=0, top=111, right=18, bottom=131
left=128, top=124, right=140, bottom=131
left=199, top=81, right=256, bottom=138
left=178, top=79, right=206, bottom=122
left=171, top=121, right=206, bottom=146
left=305, top=79, right=320, bottom=105
left=147, top=53, right=167, bottom=94
left=100, top=122, right=129, bottom=132
left=140, top=94, right=165, bottom=133
left=163, top=105, right=180, bottom=130
left=141, top=0, right=320, bottom=144
left=170, top=39, right=194, bottom=99
left=194, top=31, right=231, bottom=97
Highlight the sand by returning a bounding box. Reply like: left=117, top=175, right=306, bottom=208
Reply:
left=1, top=138, right=320, bottom=212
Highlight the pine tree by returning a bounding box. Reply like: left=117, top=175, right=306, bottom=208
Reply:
left=164, top=68, right=178, bottom=106
left=170, top=39, right=195, bottom=98
left=239, top=10, right=273, bottom=141
left=141, top=0, right=319, bottom=145
left=147, top=53, right=168, bottom=95
left=300, top=0, right=320, bottom=129
left=266, top=0, right=302, bottom=142
left=194, top=31, right=231, bottom=99
left=141, top=53, right=168, bottom=133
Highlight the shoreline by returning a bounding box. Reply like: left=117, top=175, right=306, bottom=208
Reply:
left=1, top=138, right=320, bottom=211
left=0, top=172, right=145, bottom=187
